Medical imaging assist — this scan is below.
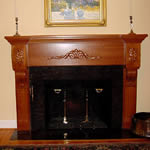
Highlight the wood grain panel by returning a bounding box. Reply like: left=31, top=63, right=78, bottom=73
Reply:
left=28, top=39, right=124, bottom=66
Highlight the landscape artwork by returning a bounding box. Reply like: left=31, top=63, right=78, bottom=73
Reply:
left=45, top=0, right=106, bottom=26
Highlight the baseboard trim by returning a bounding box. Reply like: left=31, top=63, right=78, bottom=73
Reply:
left=0, top=120, right=17, bottom=128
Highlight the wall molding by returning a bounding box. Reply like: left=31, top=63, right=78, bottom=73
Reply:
left=0, top=120, right=17, bottom=128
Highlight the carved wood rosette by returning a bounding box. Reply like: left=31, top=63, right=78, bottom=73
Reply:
left=16, top=49, right=24, bottom=64
left=50, top=49, right=101, bottom=60
left=12, top=45, right=27, bottom=71
left=128, top=48, right=137, bottom=63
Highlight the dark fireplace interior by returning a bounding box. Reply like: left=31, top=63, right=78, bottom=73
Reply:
left=24, top=66, right=124, bottom=139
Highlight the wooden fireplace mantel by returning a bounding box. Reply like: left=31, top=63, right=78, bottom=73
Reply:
left=5, top=33, right=147, bottom=132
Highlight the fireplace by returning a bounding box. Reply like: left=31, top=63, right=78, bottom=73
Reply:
left=30, top=66, right=123, bottom=131
left=5, top=33, right=147, bottom=140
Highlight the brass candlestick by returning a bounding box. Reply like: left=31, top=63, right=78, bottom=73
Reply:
left=63, top=89, right=68, bottom=124
left=14, top=17, right=20, bottom=36
left=130, top=16, right=134, bottom=33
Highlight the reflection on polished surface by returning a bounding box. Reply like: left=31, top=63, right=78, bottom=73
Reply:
left=11, top=129, right=140, bottom=140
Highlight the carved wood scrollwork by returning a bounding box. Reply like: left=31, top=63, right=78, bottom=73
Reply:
left=15, top=49, right=24, bottom=64
left=12, top=47, right=26, bottom=71
left=50, top=49, right=101, bottom=60
left=128, top=48, right=137, bottom=63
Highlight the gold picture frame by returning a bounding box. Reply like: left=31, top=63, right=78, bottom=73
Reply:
left=44, top=0, right=106, bottom=27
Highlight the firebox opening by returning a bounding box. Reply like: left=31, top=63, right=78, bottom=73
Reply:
left=29, top=66, right=123, bottom=139
left=45, top=80, right=111, bottom=130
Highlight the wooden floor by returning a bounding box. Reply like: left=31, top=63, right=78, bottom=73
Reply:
left=0, top=129, right=150, bottom=147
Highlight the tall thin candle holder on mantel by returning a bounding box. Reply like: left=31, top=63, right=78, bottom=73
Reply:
left=129, top=15, right=134, bottom=33
left=14, top=17, right=20, bottom=36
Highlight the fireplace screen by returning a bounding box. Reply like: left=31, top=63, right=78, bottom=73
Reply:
left=46, top=80, right=109, bottom=130
left=29, top=66, right=123, bottom=139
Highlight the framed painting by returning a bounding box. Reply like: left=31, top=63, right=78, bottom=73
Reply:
left=44, top=0, right=106, bottom=27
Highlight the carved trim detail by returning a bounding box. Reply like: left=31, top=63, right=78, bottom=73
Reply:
left=128, top=48, right=137, bottom=63
left=50, top=49, right=101, bottom=60
left=16, top=49, right=24, bottom=64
